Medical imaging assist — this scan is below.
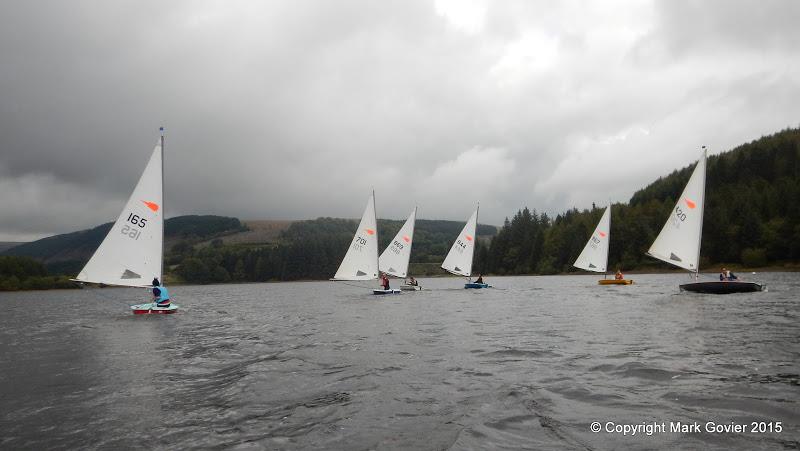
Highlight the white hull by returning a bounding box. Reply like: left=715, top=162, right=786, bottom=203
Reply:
left=400, top=285, right=421, bottom=291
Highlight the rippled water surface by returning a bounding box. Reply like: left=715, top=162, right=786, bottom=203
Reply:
left=1, top=273, right=799, bottom=450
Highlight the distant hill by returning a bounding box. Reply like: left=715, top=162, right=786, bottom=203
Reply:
left=3, top=215, right=245, bottom=275
left=169, top=217, right=497, bottom=283
left=0, top=242, right=24, bottom=253
left=2, top=213, right=497, bottom=281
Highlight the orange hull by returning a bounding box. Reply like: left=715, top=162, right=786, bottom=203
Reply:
left=598, top=279, right=633, bottom=285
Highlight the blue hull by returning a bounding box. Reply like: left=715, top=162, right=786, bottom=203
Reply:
left=465, top=283, right=489, bottom=289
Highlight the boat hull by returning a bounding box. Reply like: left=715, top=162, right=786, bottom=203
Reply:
left=373, top=289, right=402, bottom=295
left=131, top=303, right=179, bottom=314
left=679, top=281, right=763, bottom=294
left=465, top=283, right=489, bottom=289
left=598, top=279, right=633, bottom=285
left=400, top=285, right=421, bottom=291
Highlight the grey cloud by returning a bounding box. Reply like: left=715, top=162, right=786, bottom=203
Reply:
left=1, top=0, right=798, bottom=241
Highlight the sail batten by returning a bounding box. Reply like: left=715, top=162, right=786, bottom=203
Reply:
left=74, top=141, right=164, bottom=286
left=647, top=149, right=707, bottom=271
left=333, top=193, right=379, bottom=281
left=573, top=206, right=610, bottom=273
left=379, top=207, right=416, bottom=278
left=441, top=207, right=478, bottom=277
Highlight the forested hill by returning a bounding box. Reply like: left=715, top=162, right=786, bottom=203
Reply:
left=169, top=218, right=496, bottom=283
left=3, top=215, right=245, bottom=275
left=1, top=214, right=496, bottom=287
left=485, top=127, right=800, bottom=275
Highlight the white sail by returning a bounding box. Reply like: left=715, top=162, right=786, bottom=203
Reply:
left=573, top=205, right=610, bottom=273
left=379, top=207, right=416, bottom=278
left=333, top=192, right=379, bottom=281
left=75, top=141, right=164, bottom=287
left=647, top=149, right=707, bottom=271
left=441, top=207, right=478, bottom=277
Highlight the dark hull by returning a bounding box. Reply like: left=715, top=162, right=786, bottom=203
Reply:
left=679, top=281, right=763, bottom=294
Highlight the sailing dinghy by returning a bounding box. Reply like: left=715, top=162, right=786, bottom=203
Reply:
left=646, top=147, right=763, bottom=294
left=572, top=205, right=633, bottom=285
left=442, top=206, right=488, bottom=288
left=332, top=192, right=399, bottom=295
left=379, top=207, right=421, bottom=291
left=72, top=130, right=178, bottom=313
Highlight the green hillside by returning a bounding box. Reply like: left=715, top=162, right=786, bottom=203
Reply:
left=486, top=127, right=800, bottom=275
left=169, top=218, right=496, bottom=283
left=3, top=215, right=245, bottom=276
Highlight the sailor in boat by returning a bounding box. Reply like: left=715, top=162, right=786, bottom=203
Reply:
left=475, top=274, right=484, bottom=284
left=380, top=273, right=391, bottom=291
left=406, top=276, right=418, bottom=287
left=719, top=267, right=738, bottom=281
left=151, top=278, right=171, bottom=308
left=615, top=269, right=624, bottom=280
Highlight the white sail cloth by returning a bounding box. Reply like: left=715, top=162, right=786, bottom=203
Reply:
left=379, top=207, right=416, bottom=278
left=75, top=141, right=164, bottom=287
left=647, top=150, right=707, bottom=271
left=333, top=192, right=379, bottom=281
left=441, top=207, right=478, bottom=277
left=573, top=206, right=610, bottom=273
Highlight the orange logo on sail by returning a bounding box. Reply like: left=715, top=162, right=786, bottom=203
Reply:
left=142, top=201, right=160, bottom=212
left=684, top=198, right=696, bottom=209
left=465, top=234, right=473, bottom=241
left=403, top=235, right=411, bottom=243
left=365, top=229, right=375, bottom=235
left=598, top=231, right=607, bottom=238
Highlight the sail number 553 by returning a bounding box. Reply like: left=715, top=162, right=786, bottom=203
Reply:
left=121, top=212, right=148, bottom=240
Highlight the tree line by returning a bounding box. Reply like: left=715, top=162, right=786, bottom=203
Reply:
left=484, top=127, right=800, bottom=274
left=170, top=218, right=495, bottom=284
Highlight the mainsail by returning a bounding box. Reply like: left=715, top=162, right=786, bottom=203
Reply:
left=647, top=149, right=707, bottom=272
left=74, top=140, right=164, bottom=287
left=379, top=207, right=416, bottom=278
left=333, top=192, right=379, bottom=281
left=573, top=205, right=610, bottom=273
left=441, top=206, right=478, bottom=277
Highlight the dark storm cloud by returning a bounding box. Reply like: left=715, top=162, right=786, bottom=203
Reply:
left=1, top=0, right=798, bottom=240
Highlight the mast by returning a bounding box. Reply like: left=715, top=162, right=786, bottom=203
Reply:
left=473, top=202, right=479, bottom=280
left=373, top=189, right=379, bottom=281
left=695, top=146, right=707, bottom=281
left=605, top=203, right=609, bottom=280
left=159, top=126, right=165, bottom=281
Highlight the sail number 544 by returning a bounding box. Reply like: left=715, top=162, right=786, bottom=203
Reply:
left=121, top=212, right=148, bottom=240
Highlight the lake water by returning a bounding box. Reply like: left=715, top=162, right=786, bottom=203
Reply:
left=1, top=273, right=798, bottom=450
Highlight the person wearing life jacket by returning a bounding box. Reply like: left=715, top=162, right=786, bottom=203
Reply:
left=615, top=269, right=624, bottom=280
left=475, top=274, right=484, bottom=284
left=381, top=273, right=390, bottom=290
left=152, top=278, right=170, bottom=308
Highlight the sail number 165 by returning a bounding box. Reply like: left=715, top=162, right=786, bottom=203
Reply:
left=121, top=212, right=148, bottom=240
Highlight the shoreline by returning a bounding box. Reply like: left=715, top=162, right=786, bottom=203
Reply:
left=2, top=266, right=797, bottom=292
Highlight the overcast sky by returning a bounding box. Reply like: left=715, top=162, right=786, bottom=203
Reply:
left=1, top=0, right=798, bottom=241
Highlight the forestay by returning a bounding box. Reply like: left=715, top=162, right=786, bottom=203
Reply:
left=379, top=207, right=416, bottom=278
left=75, top=141, right=164, bottom=287
left=573, top=206, right=610, bottom=273
left=333, top=192, right=379, bottom=281
left=647, top=149, right=707, bottom=271
left=441, top=207, right=478, bottom=277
